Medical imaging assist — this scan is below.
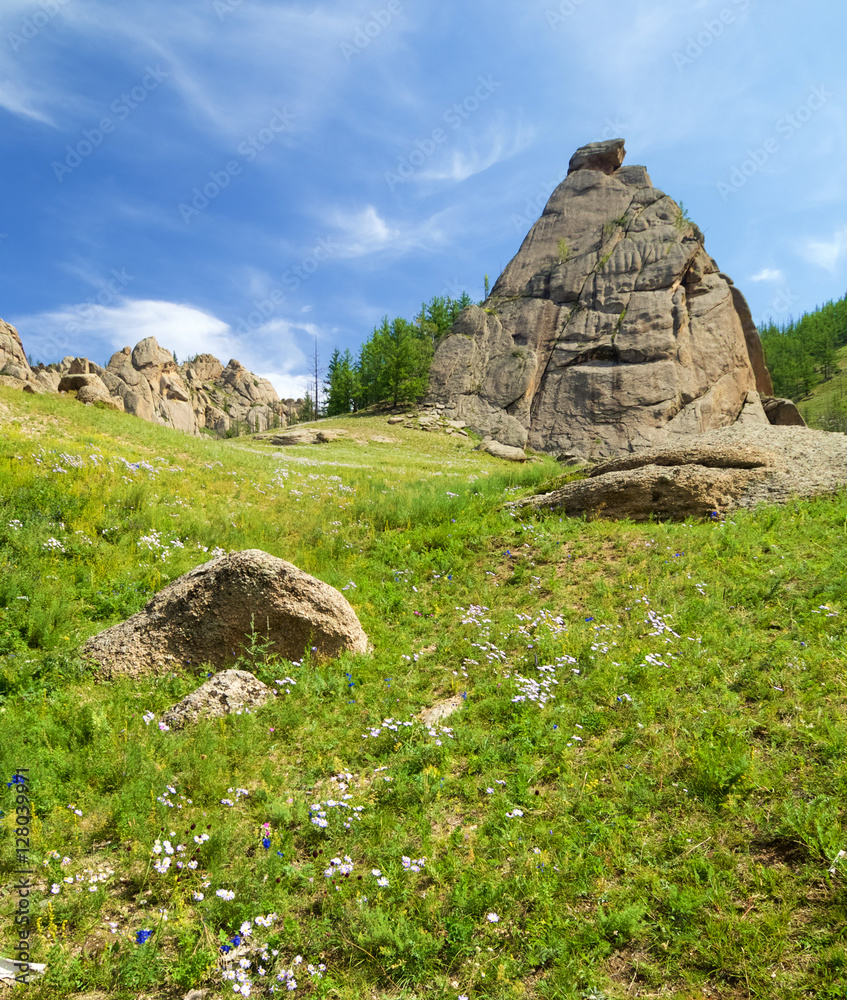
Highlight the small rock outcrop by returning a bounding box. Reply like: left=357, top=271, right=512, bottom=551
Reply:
left=161, top=669, right=273, bottom=730
left=479, top=438, right=527, bottom=462
left=0, top=319, right=30, bottom=382
left=427, top=138, right=785, bottom=460
left=83, top=549, right=369, bottom=679
left=0, top=319, right=61, bottom=393
left=761, top=396, right=805, bottom=427
left=271, top=427, right=349, bottom=446
left=512, top=424, right=847, bottom=520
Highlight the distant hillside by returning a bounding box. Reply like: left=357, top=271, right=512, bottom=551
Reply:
left=793, top=342, right=847, bottom=430
left=759, top=291, right=847, bottom=429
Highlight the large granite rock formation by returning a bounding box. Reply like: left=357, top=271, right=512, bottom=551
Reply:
left=427, top=139, right=785, bottom=459
left=0, top=319, right=29, bottom=380
left=0, top=324, right=302, bottom=437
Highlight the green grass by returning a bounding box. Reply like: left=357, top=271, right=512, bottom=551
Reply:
left=2, top=387, right=847, bottom=999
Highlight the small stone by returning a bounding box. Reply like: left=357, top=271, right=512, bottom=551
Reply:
left=161, top=670, right=272, bottom=730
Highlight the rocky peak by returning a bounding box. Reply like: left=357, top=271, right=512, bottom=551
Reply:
left=427, top=139, right=783, bottom=459
left=187, top=354, right=224, bottom=382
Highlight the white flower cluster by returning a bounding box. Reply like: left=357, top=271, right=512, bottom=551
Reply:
left=151, top=837, right=190, bottom=874
left=324, top=855, right=354, bottom=877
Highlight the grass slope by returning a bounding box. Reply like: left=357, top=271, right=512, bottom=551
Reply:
left=795, top=343, right=847, bottom=427
left=1, top=387, right=847, bottom=1000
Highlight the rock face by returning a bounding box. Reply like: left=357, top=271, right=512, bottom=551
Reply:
left=0, top=319, right=59, bottom=393
left=161, top=669, right=273, bottom=730
left=102, top=340, right=196, bottom=433
left=512, top=424, right=847, bottom=520
left=427, top=138, right=781, bottom=459
left=83, top=549, right=370, bottom=679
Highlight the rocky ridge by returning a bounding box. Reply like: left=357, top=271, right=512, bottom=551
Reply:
left=0, top=322, right=302, bottom=437
left=427, top=139, right=803, bottom=460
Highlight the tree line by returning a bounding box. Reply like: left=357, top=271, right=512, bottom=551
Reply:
left=320, top=292, right=473, bottom=416
left=759, top=292, right=847, bottom=399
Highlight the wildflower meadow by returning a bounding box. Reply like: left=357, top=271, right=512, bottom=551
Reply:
left=1, top=387, right=846, bottom=999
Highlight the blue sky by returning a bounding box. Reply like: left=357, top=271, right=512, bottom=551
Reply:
left=1, top=0, right=845, bottom=398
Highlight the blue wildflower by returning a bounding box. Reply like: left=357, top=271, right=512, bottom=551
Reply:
left=136, top=929, right=153, bottom=944
left=262, top=837, right=271, bottom=850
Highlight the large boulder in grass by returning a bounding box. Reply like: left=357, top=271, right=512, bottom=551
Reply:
left=161, top=669, right=273, bottom=730
left=83, top=549, right=369, bottom=679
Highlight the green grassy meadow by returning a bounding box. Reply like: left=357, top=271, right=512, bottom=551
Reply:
left=1, top=386, right=847, bottom=999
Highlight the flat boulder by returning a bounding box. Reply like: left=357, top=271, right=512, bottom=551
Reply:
left=161, top=669, right=273, bottom=730
left=83, top=549, right=369, bottom=679
left=511, top=424, right=847, bottom=520
left=480, top=438, right=528, bottom=462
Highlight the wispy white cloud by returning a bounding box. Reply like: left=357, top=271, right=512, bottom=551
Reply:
left=0, top=80, right=55, bottom=125
left=749, top=268, right=785, bottom=283
left=330, top=205, right=448, bottom=258
left=800, top=224, right=847, bottom=272
left=418, top=118, right=537, bottom=185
